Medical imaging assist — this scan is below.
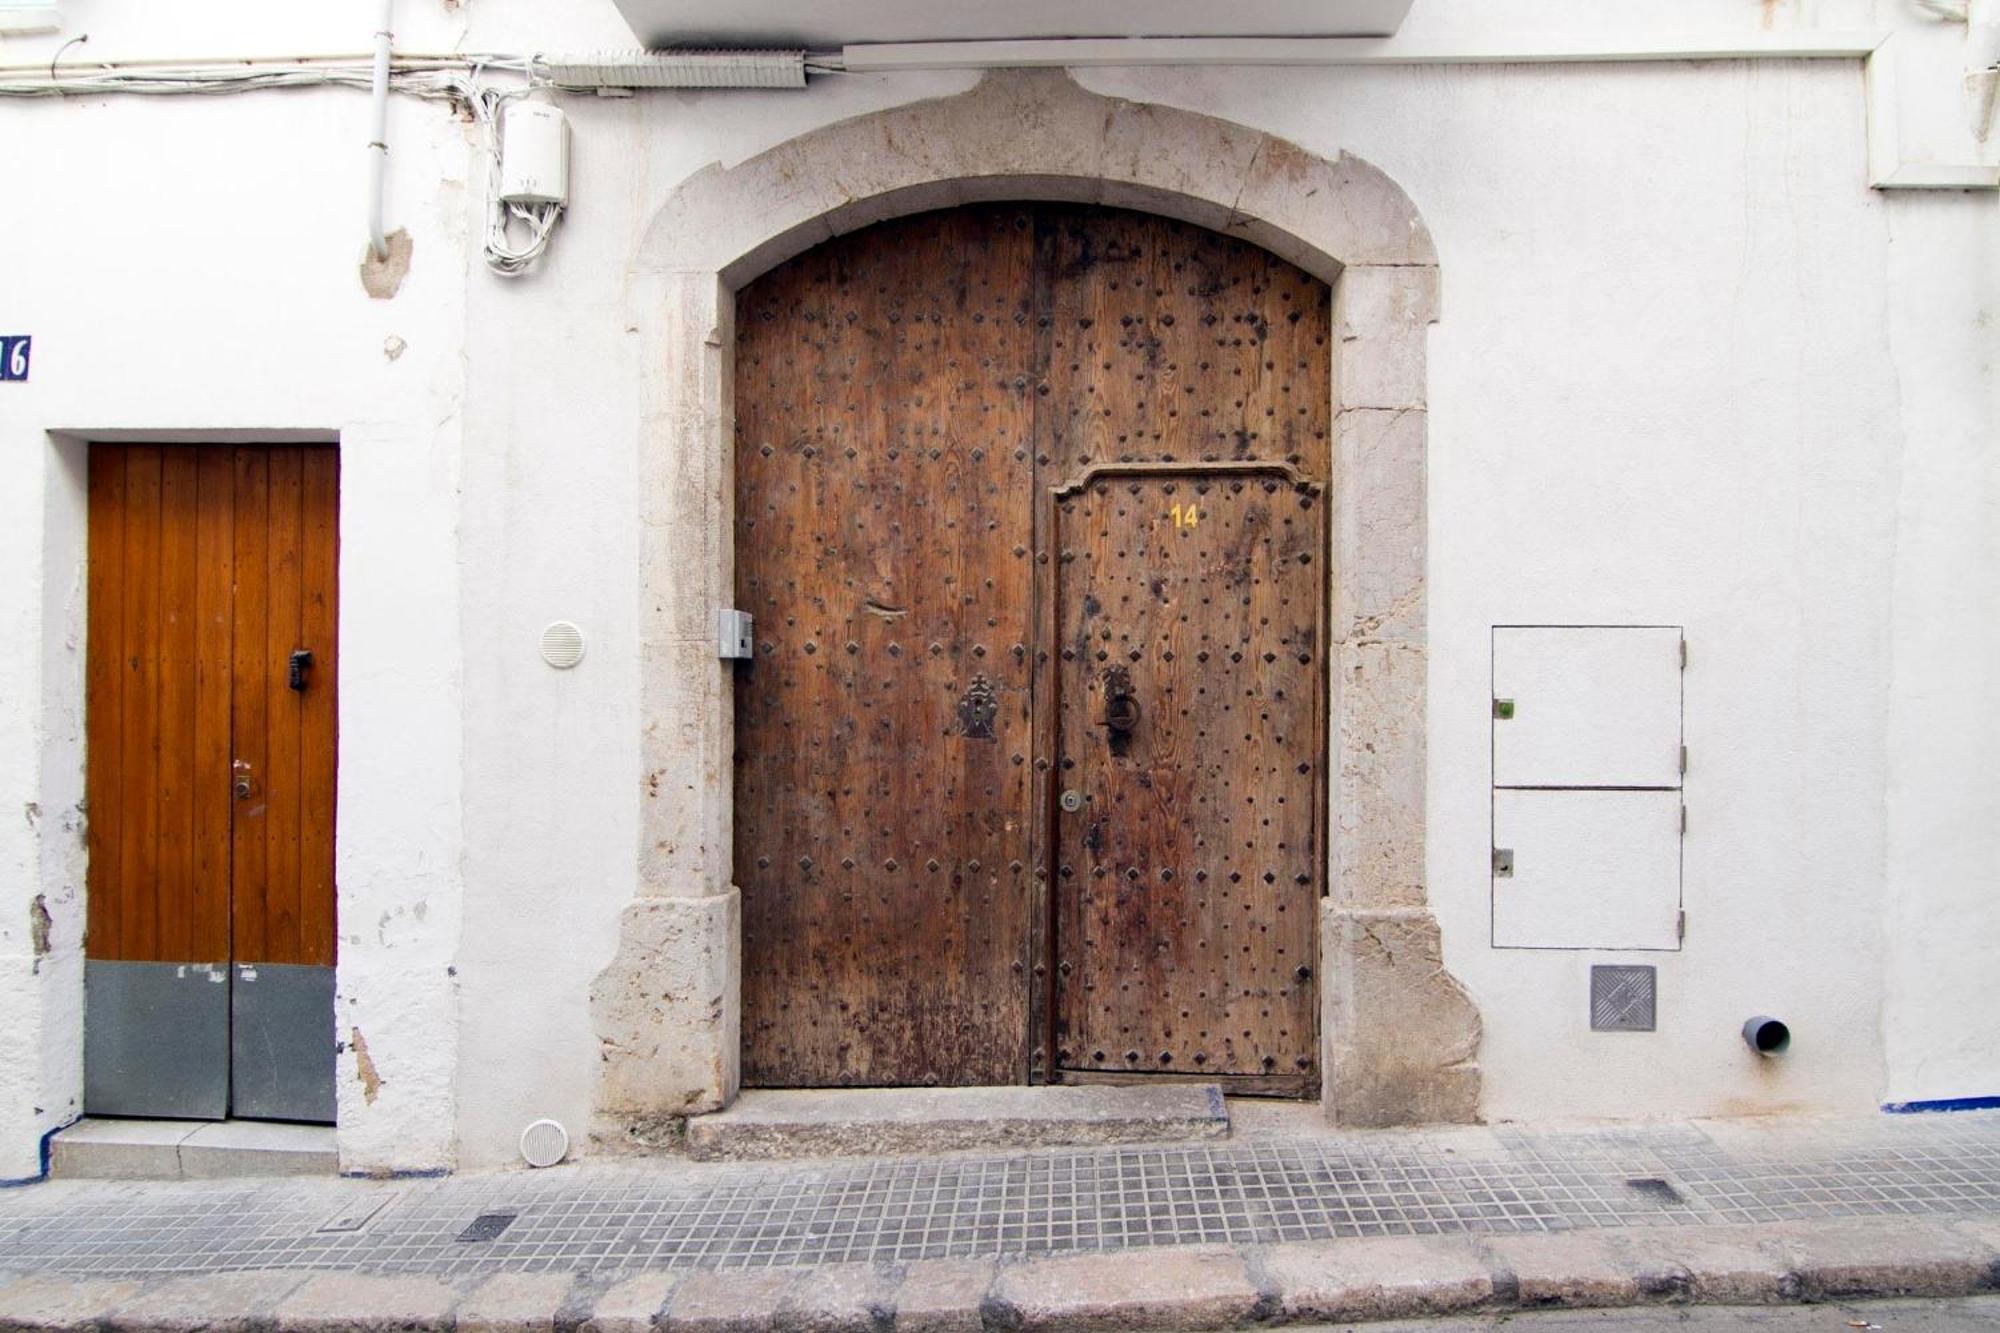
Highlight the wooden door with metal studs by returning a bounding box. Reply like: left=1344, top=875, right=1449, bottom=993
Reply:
left=733, top=204, right=1331, bottom=1092
left=84, top=443, right=339, bottom=1122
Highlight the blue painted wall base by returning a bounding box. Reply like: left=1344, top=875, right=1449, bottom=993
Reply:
left=1883, top=1095, right=2000, bottom=1114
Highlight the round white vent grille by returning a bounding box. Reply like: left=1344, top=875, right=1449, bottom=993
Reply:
left=539, top=621, right=585, bottom=669
left=520, top=1117, right=570, bottom=1168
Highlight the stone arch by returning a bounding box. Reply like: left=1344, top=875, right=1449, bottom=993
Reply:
left=593, top=68, right=1479, bottom=1142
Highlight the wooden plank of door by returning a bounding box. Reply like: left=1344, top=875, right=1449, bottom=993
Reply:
left=84, top=450, right=127, bottom=961
left=1026, top=208, right=1061, bottom=1081
left=230, top=448, right=271, bottom=964
left=259, top=447, right=306, bottom=964
left=733, top=205, right=1039, bottom=1086
left=116, top=445, right=163, bottom=962
left=154, top=446, right=200, bottom=964
left=297, top=447, right=339, bottom=967
left=192, top=448, right=236, bottom=964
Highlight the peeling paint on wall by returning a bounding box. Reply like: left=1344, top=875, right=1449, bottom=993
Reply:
left=359, top=229, right=414, bottom=300
left=350, top=1028, right=383, bottom=1105
left=28, top=896, right=51, bottom=973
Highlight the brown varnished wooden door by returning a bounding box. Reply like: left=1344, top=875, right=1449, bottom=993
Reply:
left=226, top=445, right=339, bottom=973
left=84, top=444, right=338, bottom=1120
left=734, top=205, right=1331, bottom=1090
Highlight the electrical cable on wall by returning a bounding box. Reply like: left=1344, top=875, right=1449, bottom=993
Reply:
left=0, top=52, right=571, bottom=275
left=456, top=75, right=569, bottom=276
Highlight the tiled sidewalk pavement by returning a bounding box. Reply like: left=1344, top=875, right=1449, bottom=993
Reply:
left=2, top=1112, right=2000, bottom=1329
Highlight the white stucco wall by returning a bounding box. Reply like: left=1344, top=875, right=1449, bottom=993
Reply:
left=0, top=45, right=478, bottom=1171
left=1, top=0, right=1995, bottom=1173
left=1882, top=194, right=2000, bottom=1108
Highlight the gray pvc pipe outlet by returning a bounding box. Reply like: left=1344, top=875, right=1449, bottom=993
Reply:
left=1742, top=1016, right=1791, bottom=1056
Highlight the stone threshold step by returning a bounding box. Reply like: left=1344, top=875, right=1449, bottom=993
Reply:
left=49, top=1117, right=335, bottom=1180
left=686, top=1084, right=1229, bottom=1160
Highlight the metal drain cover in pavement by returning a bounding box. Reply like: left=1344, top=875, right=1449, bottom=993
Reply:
left=457, top=1213, right=518, bottom=1243
left=1625, top=1177, right=1685, bottom=1204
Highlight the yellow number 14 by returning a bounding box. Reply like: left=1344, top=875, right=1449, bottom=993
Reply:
left=1169, top=503, right=1202, bottom=529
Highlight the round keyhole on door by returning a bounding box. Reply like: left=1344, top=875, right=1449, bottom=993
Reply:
left=234, top=778, right=251, bottom=799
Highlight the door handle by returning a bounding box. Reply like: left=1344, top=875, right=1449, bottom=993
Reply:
left=1098, top=665, right=1139, bottom=736
left=1102, top=692, right=1139, bottom=734
left=289, top=649, right=314, bottom=692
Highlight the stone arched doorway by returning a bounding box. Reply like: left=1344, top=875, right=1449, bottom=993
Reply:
left=592, top=69, right=1480, bottom=1141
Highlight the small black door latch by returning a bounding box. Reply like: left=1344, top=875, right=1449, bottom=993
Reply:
left=288, top=649, right=314, bottom=692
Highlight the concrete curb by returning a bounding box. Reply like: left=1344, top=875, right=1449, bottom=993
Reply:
left=3, top=1217, right=1999, bottom=1332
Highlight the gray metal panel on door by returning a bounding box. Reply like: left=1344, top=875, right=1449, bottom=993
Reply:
left=84, top=960, right=229, bottom=1120
left=230, top=963, right=336, bottom=1123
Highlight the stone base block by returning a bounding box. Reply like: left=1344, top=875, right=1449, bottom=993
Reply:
left=590, top=890, right=740, bottom=1134
left=1323, top=905, right=1482, bottom=1127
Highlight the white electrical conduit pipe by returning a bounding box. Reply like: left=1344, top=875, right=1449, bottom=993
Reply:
left=830, top=30, right=1886, bottom=70
left=367, top=0, right=392, bottom=262
left=5, top=29, right=1990, bottom=192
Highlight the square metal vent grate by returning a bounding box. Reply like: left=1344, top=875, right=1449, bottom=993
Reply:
left=1590, top=965, right=1657, bottom=1032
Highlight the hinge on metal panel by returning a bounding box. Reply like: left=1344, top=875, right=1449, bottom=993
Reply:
left=1677, top=909, right=1687, bottom=942
left=1679, top=638, right=1688, bottom=670
left=1680, top=804, right=1688, bottom=835
left=1679, top=744, right=1688, bottom=776
left=1492, top=848, right=1514, bottom=878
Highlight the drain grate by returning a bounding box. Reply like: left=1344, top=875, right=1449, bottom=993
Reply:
left=456, top=1213, right=519, bottom=1243
left=1625, top=1177, right=1685, bottom=1205
left=1591, top=965, right=1657, bottom=1032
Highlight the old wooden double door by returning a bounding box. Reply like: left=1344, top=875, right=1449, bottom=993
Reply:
left=84, top=444, right=338, bottom=1122
left=735, top=205, right=1331, bottom=1095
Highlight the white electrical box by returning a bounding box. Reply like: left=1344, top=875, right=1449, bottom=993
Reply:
left=498, top=100, right=570, bottom=206
left=1493, top=626, right=1683, bottom=788
left=1490, top=624, right=1687, bottom=951
left=1492, top=789, right=1683, bottom=950
left=718, top=609, right=754, bottom=660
